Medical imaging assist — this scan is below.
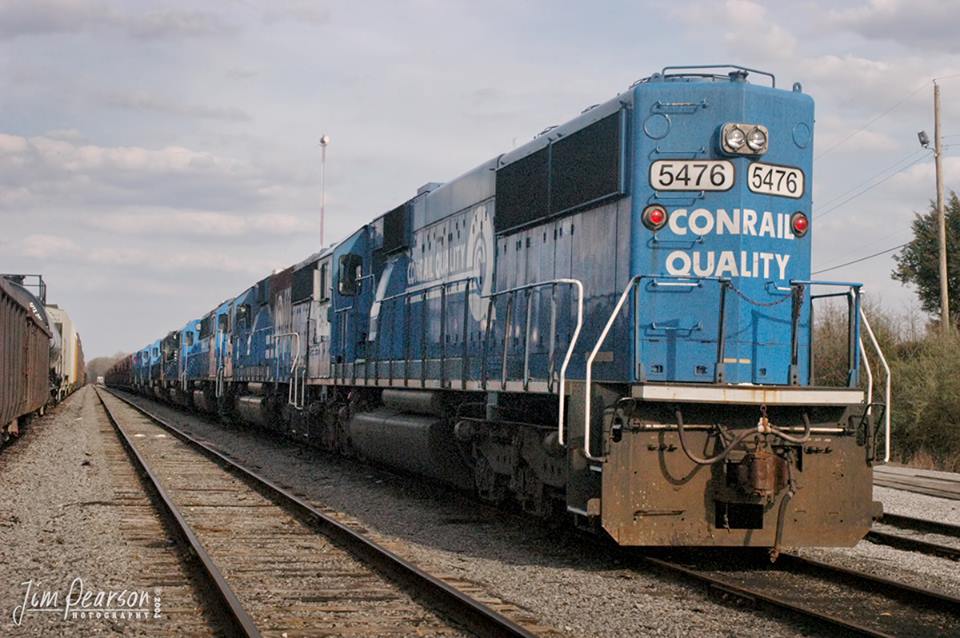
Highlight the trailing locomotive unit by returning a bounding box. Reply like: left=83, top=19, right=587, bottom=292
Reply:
left=109, top=66, right=889, bottom=551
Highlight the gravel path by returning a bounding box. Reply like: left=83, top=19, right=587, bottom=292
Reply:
left=875, top=485, right=960, bottom=526
left=0, top=387, right=215, bottom=636
left=115, top=391, right=841, bottom=638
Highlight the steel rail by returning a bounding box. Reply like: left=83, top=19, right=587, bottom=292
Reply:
left=881, top=512, right=960, bottom=537
left=874, top=476, right=960, bottom=501
left=94, top=388, right=261, bottom=637
left=638, top=555, right=894, bottom=638
left=634, top=549, right=960, bottom=638
left=866, top=530, right=960, bottom=561
left=866, top=513, right=960, bottom=561
left=101, top=388, right=538, bottom=638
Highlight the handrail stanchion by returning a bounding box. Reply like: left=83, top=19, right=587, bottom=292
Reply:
left=274, top=332, right=302, bottom=409
left=715, top=281, right=728, bottom=382
left=547, top=284, right=558, bottom=392
left=523, top=289, right=533, bottom=391
left=461, top=280, right=470, bottom=389
left=555, top=280, right=583, bottom=447
left=440, top=284, right=447, bottom=388
left=481, top=297, right=494, bottom=390
left=420, top=289, right=428, bottom=388
left=584, top=276, right=640, bottom=461
left=403, top=297, right=411, bottom=386
left=500, top=293, right=514, bottom=391
left=859, top=309, right=891, bottom=463
left=858, top=338, right=874, bottom=409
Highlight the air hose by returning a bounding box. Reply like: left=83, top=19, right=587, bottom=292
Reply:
left=675, top=409, right=754, bottom=465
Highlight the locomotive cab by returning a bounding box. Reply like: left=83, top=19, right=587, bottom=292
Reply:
left=564, top=67, right=885, bottom=551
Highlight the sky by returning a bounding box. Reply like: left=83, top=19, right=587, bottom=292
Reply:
left=1, top=0, right=958, bottom=358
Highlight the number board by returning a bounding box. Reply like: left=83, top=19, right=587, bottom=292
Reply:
left=650, top=160, right=734, bottom=192
left=747, top=162, right=804, bottom=199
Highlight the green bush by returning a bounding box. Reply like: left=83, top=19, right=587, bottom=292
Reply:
left=813, top=302, right=960, bottom=471
left=888, top=332, right=960, bottom=471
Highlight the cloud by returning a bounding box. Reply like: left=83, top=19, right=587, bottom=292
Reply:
left=0, top=1, right=234, bottom=40
left=78, top=210, right=314, bottom=238
left=889, top=155, right=960, bottom=200
left=124, top=9, right=234, bottom=39
left=102, top=91, right=252, bottom=122
left=13, top=232, right=278, bottom=275
left=814, top=120, right=901, bottom=155
left=829, top=0, right=960, bottom=53
left=261, top=1, right=331, bottom=26
left=0, top=131, right=302, bottom=212
left=670, top=0, right=798, bottom=61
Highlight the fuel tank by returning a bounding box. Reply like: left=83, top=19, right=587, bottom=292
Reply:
left=236, top=395, right=269, bottom=427
left=192, top=390, right=213, bottom=413
left=381, top=389, right=445, bottom=416
left=347, top=409, right=473, bottom=489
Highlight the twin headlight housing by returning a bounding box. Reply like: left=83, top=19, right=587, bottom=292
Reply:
left=721, top=123, right=768, bottom=155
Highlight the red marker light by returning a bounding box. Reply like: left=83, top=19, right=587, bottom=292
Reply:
left=791, top=212, right=809, bottom=237
left=642, top=205, right=669, bottom=231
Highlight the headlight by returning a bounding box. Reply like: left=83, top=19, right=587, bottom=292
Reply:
left=746, top=127, right=767, bottom=151
left=721, top=123, right=768, bottom=155
left=724, top=126, right=746, bottom=150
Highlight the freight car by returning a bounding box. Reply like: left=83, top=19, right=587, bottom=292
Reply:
left=108, top=65, right=891, bottom=553
left=46, top=304, right=86, bottom=399
left=1, top=274, right=87, bottom=444
left=0, top=276, right=51, bottom=442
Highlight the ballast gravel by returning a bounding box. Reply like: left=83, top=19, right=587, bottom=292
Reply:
left=0, top=388, right=215, bottom=636
left=875, top=485, right=960, bottom=526
left=116, top=392, right=854, bottom=638
left=796, top=484, right=960, bottom=600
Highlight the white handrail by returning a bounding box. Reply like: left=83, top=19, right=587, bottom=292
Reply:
left=553, top=279, right=584, bottom=447
left=274, top=331, right=302, bottom=409
left=584, top=276, right=639, bottom=461
left=858, top=338, right=873, bottom=408
left=480, top=278, right=584, bottom=444
left=859, top=309, right=891, bottom=463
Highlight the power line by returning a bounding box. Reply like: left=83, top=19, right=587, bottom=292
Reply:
left=817, top=229, right=912, bottom=263
left=814, top=151, right=933, bottom=219
left=812, top=243, right=910, bottom=275
left=815, top=148, right=929, bottom=211
left=816, top=81, right=929, bottom=160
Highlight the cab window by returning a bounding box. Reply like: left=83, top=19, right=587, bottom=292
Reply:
left=338, top=254, right=363, bottom=296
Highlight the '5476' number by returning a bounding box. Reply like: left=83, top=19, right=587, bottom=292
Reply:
left=747, top=162, right=804, bottom=198
left=650, top=160, right=734, bottom=191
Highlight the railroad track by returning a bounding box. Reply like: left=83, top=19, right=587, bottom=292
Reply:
left=95, top=387, right=539, bottom=638
left=866, top=513, right=960, bottom=561
left=874, top=466, right=960, bottom=501
left=633, top=545, right=960, bottom=637
left=107, top=390, right=960, bottom=637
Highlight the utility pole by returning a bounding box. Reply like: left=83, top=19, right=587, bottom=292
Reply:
left=934, top=82, right=950, bottom=333
left=320, top=134, right=330, bottom=247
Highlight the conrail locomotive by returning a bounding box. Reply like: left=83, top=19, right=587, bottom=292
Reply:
left=107, top=65, right=890, bottom=553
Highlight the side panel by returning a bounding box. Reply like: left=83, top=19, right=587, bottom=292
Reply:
left=0, top=279, right=51, bottom=426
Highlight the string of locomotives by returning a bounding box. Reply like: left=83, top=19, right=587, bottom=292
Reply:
left=107, top=65, right=891, bottom=554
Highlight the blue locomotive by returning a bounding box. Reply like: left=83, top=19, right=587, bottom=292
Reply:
left=108, top=65, right=890, bottom=552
